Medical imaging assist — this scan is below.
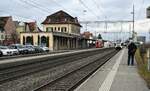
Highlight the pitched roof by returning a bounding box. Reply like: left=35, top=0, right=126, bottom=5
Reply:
left=0, top=16, right=10, bottom=30
left=25, top=22, right=36, bottom=32
left=42, top=10, right=82, bottom=27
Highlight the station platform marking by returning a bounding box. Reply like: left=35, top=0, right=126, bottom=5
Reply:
left=98, top=50, right=124, bottom=91
left=75, top=49, right=124, bottom=91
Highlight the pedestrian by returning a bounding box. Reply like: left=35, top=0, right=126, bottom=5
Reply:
left=128, top=41, right=137, bottom=66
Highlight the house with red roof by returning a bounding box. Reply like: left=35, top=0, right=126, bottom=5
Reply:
left=0, top=16, right=16, bottom=45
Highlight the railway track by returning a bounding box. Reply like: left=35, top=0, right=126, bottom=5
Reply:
left=0, top=48, right=118, bottom=91
left=0, top=48, right=112, bottom=83
left=33, top=49, right=118, bottom=91
left=0, top=50, right=69, bottom=60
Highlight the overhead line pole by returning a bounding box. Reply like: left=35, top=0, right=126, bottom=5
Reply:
left=132, top=4, right=135, bottom=41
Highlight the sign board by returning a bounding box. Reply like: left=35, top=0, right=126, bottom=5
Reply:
left=147, top=7, right=150, bottom=18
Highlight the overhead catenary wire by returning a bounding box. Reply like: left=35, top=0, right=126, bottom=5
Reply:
left=25, top=0, right=79, bottom=17
left=0, top=9, right=35, bottom=21
left=78, top=0, right=99, bottom=20
left=25, top=0, right=52, bottom=13
left=10, top=0, right=49, bottom=19
left=1, top=0, right=81, bottom=23
left=92, top=0, right=107, bottom=19
left=19, top=0, right=50, bottom=14
left=0, top=0, right=40, bottom=21
left=137, top=0, right=145, bottom=20
left=49, top=0, right=79, bottom=17
left=20, top=0, right=79, bottom=17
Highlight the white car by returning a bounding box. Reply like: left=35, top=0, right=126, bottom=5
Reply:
left=8, top=46, right=19, bottom=55
left=0, top=46, right=13, bottom=56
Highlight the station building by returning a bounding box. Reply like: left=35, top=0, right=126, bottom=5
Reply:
left=20, top=10, right=88, bottom=50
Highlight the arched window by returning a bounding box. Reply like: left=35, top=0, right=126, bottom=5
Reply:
left=41, top=36, right=47, bottom=46
left=26, top=36, right=33, bottom=45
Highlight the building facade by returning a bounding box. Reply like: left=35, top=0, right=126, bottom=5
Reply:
left=15, top=21, right=39, bottom=43
left=0, top=16, right=16, bottom=45
left=0, top=30, right=5, bottom=45
left=20, top=10, right=87, bottom=50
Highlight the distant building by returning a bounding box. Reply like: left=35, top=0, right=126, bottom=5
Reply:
left=81, top=31, right=93, bottom=39
left=0, top=16, right=16, bottom=45
left=137, top=36, right=146, bottom=43
left=15, top=21, right=39, bottom=43
left=15, top=21, right=25, bottom=34
left=81, top=31, right=96, bottom=48
left=20, top=10, right=87, bottom=50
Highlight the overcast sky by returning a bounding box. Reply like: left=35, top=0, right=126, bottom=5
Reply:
left=0, top=0, right=150, bottom=41
left=0, top=0, right=149, bottom=22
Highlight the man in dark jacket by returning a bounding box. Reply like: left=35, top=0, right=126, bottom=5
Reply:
left=128, top=42, right=137, bottom=65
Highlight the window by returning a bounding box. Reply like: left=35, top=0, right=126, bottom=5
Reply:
left=51, top=27, right=53, bottom=32
left=1, top=35, right=4, bottom=39
left=48, top=19, right=51, bottom=22
left=64, top=27, right=67, bottom=32
left=58, top=27, right=60, bottom=31
left=54, top=27, right=57, bottom=31
left=64, top=18, right=67, bottom=22
left=61, top=27, right=63, bottom=32
left=61, top=27, right=67, bottom=32
left=46, top=28, right=49, bottom=32
left=0, top=28, right=4, bottom=33
left=46, top=27, right=53, bottom=32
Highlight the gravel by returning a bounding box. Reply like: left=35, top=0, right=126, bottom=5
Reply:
left=0, top=50, right=114, bottom=91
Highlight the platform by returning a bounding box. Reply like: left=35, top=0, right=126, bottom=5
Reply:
left=75, top=49, right=150, bottom=91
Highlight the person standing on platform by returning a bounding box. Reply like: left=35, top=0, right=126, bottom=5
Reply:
left=128, top=41, right=137, bottom=66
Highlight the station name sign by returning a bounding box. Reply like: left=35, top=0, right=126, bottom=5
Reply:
left=147, top=6, right=150, bottom=18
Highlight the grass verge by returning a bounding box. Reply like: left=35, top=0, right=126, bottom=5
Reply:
left=135, top=48, right=150, bottom=89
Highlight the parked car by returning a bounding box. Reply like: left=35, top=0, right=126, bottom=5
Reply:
left=39, top=46, right=50, bottom=52
left=0, top=46, right=12, bottom=56
left=24, top=45, right=35, bottom=54
left=0, top=50, right=2, bottom=57
left=9, top=44, right=28, bottom=54
left=8, top=46, right=19, bottom=55
left=34, top=46, right=44, bottom=53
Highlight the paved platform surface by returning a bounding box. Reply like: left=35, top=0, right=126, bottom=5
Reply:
left=75, top=49, right=150, bottom=91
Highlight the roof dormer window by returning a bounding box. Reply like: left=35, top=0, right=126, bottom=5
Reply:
left=48, top=19, right=51, bottom=22
left=64, top=18, right=67, bottom=22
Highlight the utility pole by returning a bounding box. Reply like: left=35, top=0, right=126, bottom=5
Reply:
left=147, top=6, right=150, bottom=71
left=148, top=28, right=150, bottom=71
left=105, top=17, right=108, bottom=32
left=132, top=4, right=135, bottom=41
left=83, top=10, right=88, bottom=31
